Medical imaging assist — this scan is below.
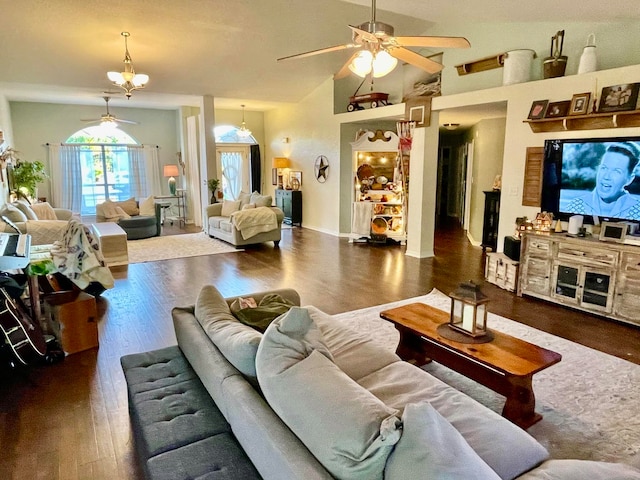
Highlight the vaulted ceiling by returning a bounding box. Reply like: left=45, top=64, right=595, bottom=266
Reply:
left=1, top=0, right=639, bottom=111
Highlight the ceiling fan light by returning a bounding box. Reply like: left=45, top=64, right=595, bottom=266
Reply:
left=372, top=50, right=397, bottom=77
left=349, top=50, right=373, bottom=77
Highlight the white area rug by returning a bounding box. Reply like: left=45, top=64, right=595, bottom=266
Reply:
left=331, top=289, right=640, bottom=468
left=127, top=232, right=240, bottom=263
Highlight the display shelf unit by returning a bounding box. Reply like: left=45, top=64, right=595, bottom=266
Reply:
left=517, top=232, right=640, bottom=326
left=524, top=109, right=640, bottom=133
left=350, top=130, right=406, bottom=244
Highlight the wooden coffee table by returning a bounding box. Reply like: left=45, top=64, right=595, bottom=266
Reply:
left=380, top=303, right=562, bottom=429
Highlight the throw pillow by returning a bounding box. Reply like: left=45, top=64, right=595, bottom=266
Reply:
left=221, top=200, right=242, bottom=217
left=13, top=200, right=38, bottom=220
left=0, top=204, right=28, bottom=223
left=256, top=308, right=400, bottom=480
left=102, top=202, right=130, bottom=220
left=385, top=402, right=501, bottom=480
left=241, top=203, right=256, bottom=210
left=231, top=293, right=295, bottom=332
left=118, top=197, right=139, bottom=216
left=194, top=285, right=262, bottom=380
left=139, top=196, right=156, bottom=216
left=30, top=202, right=58, bottom=220
left=237, top=191, right=252, bottom=208
left=250, top=192, right=272, bottom=208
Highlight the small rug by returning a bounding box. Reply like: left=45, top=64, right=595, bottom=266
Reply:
left=127, top=232, right=240, bottom=263
left=331, top=289, right=640, bottom=468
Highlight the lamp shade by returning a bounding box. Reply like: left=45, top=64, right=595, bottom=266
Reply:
left=272, top=157, right=290, bottom=169
left=163, top=164, right=179, bottom=177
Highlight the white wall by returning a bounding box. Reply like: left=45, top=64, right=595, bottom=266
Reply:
left=10, top=102, right=181, bottom=201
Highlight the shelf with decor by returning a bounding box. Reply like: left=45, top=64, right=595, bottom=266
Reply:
left=524, top=109, right=640, bottom=133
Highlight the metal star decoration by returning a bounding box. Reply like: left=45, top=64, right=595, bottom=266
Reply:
left=315, top=155, right=329, bottom=183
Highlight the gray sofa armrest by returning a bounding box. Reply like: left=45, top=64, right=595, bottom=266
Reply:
left=270, top=207, right=285, bottom=225
left=206, top=203, right=224, bottom=217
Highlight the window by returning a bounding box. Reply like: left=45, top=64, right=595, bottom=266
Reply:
left=63, top=126, right=145, bottom=215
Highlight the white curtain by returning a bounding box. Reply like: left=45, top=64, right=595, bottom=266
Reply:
left=48, top=144, right=83, bottom=213
left=127, top=146, right=148, bottom=199
left=186, top=116, right=201, bottom=227
left=221, top=151, right=242, bottom=200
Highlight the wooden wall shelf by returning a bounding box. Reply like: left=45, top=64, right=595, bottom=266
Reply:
left=524, top=109, right=640, bottom=133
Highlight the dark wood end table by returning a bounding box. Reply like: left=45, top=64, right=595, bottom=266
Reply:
left=380, top=303, right=562, bottom=429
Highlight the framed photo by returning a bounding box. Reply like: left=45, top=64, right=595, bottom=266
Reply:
left=289, top=170, right=302, bottom=190
left=271, top=168, right=278, bottom=186
left=544, top=101, right=571, bottom=118
left=569, top=92, right=591, bottom=116
left=527, top=100, right=548, bottom=120
left=598, top=83, right=640, bottom=112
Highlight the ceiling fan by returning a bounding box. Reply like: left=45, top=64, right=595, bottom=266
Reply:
left=278, top=0, right=470, bottom=79
left=81, top=96, right=139, bottom=126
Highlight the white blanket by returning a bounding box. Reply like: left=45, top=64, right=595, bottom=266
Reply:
left=231, top=207, right=278, bottom=240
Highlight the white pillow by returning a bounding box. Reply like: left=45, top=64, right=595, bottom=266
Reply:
left=30, top=202, right=58, bottom=220
left=256, top=308, right=401, bottom=480
left=385, top=402, right=501, bottom=480
left=221, top=200, right=242, bottom=216
left=13, top=200, right=38, bottom=220
left=139, top=196, right=156, bottom=216
left=0, top=203, right=28, bottom=223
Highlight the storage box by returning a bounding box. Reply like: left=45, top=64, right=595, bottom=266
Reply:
left=45, top=292, right=98, bottom=355
left=485, top=253, right=519, bottom=292
left=504, top=236, right=522, bottom=261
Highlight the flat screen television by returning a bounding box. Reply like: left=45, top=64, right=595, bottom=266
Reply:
left=540, top=136, right=640, bottom=225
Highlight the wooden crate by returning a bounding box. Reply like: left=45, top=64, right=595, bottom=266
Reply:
left=485, top=253, right=519, bottom=292
left=45, top=292, right=98, bottom=355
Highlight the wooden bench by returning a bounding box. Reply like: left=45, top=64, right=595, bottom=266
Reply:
left=91, top=222, right=128, bottom=266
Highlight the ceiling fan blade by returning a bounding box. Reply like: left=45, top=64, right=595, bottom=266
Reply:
left=392, top=36, right=470, bottom=49
left=81, top=119, right=100, bottom=124
left=278, top=43, right=358, bottom=62
left=333, top=51, right=362, bottom=80
left=388, top=47, right=444, bottom=74
left=117, top=119, right=139, bottom=125
left=348, top=24, right=380, bottom=44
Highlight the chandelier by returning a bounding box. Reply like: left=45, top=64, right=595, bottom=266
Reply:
left=107, top=32, right=149, bottom=99
left=237, top=104, right=252, bottom=138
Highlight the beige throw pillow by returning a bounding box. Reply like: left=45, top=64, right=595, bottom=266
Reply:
left=30, top=202, right=58, bottom=220
left=221, top=200, right=241, bottom=216
left=117, top=197, right=139, bottom=216
left=139, top=196, right=156, bottom=216
left=250, top=192, right=272, bottom=208
left=0, top=204, right=28, bottom=223
left=13, top=200, right=38, bottom=220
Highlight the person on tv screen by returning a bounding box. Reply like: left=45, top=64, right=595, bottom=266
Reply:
left=566, top=142, right=640, bottom=220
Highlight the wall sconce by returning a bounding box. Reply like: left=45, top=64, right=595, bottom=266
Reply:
left=272, top=157, right=290, bottom=189
left=448, top=281, right=490, bottom=338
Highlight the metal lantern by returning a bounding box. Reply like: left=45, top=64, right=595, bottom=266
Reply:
left=448, top=281, right=490, bottom=337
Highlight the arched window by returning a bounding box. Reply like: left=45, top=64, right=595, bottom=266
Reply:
left=213, top=126, right=255, bottom=199
left=214, top=125, right=256, bottom=144
left=52, top=126, right=157, bottom=215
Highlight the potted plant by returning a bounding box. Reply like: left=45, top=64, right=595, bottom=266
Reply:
left=207, top=178, right=220, bottom=203
left=9, top=156, right=49, bottom=203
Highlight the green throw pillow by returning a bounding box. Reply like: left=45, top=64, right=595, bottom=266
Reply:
left=232, top=293, right=295, bottom=332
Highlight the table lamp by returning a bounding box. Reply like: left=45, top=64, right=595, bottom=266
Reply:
left=164, top=164, right=179, bottom=195
left=272, top=157, right=290, bottom=189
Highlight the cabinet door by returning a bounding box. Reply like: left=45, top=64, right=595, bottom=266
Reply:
left=580, top=268, right=615, bottom=313
left=551, top=263, right=580, bottom=304
left=520, top=257, right=552, bottom=296
left=614, top=275, right=640, bottom=324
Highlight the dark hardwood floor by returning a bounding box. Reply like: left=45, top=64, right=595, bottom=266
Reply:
left=1, top=221, right=640, bottom=479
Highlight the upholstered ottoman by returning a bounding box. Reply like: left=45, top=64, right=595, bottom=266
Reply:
left=118, top=215, right=158, bottom=240
left=91, top=222, right=128, bottom=266
left=121, top=346, right=261, bottom=480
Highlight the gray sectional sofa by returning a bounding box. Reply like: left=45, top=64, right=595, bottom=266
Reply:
left=124, top=286, right=640, bottom=480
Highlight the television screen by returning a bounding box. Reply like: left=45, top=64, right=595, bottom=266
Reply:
left=541, top=137, right=640, bottom=223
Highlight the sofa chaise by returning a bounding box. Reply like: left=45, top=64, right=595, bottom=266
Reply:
left=206, top=192, right=284, bottom=247
left=122, top=285, right=640, bottom=480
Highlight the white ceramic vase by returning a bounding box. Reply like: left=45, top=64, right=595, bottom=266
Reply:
left=578, top=34, right=597, bottom=74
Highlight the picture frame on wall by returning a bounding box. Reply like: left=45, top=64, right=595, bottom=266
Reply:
left=544, top=101, right=571, bottom=118
left=569, top=92, right=591, bottom=115
left=271, top=168, right=278, bottom=186
left=527, top=100, right=549, bottom=120
left=598, top=83, right=640, bottom=112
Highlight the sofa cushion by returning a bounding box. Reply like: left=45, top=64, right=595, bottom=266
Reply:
left=139, top=195, right=156, bottom=216
left=219, top=219, right=233, bottom=233
left=13, top=200, right=38, bottom=220
left=118, top=197, right=140, bottom=216
left=221, top=200, right=241, bottom=216
left=0, top=203, right=28, bottom=223
left=256, top=308, right=401, bottom=480
left=208, top=216, right=223, bottom=229
left=357, top=360, right=549, bottom=480
left=30, top=202, right=58, bottom=220
left=385, top=401, right=500, bottom=480
left=250, top=192, right=272, bottom=208
left=516, top=459, right=640, bottom=480
left=194, top=285, right=262, bottom=380
left=242, top=203, right=256, bottom=210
